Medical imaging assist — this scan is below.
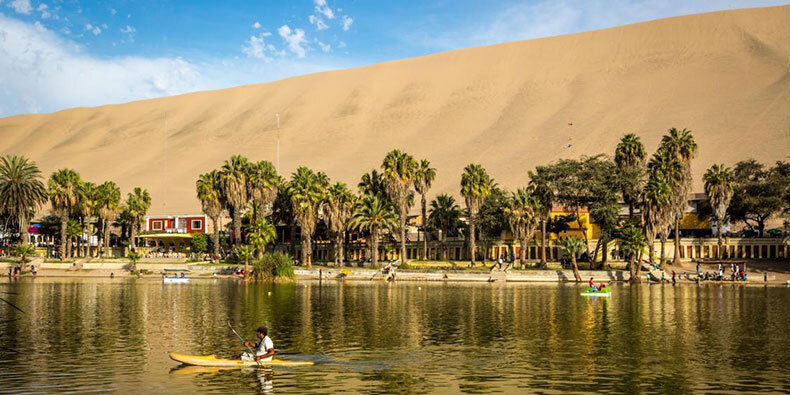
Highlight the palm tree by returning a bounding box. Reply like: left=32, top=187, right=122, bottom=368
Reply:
left=358, top=169, right=388, bottom=200
left=615, top=133, right=647, bottom=218
left=461, top=164, right=494, bottom=266
left=246, top=218, right=276, bottom=259
left=619, top=222, right=648, bottom=283
left=413, top=159, right=436, bottom=260
left=126, top=187, right=151, bottom=250
left=561, top=237, right=584, bottom=282
left=48, top=169, right=81, bottom=259
left=382, top=149, right=418, bottom=265
left=647, top=148, right=684, bottom=268
left=96, top=181, right=121, bottom=257
left=66, top=219, right=83, bottom=258
left=428, top=194, right=462, bottom=260
left=504, top=187, right=541, bottom=268
left=0, top=155, right=48, bottom=247
left=642, top=175, right=673, bottom=270
left=197, top=170, right=225, bottom=260
left=704, top=164, right=735, bottom=258
left=220, top=155, right=250, bottom=246
left=247, top=160, right=280, bottom=219
left=528, top=167, right=555, bottom=268
left=349, top=195, right=398, bottom=267
left=325, top=182, right=356, bottom=266
left=288, top=167, right=327, bottom=268
left=234, top=245, right=255, bottom=279
left=660, top=128, right=697, bottom=264
left=77, top=182, right=98, bottom=257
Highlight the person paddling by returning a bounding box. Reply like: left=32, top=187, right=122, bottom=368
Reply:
left=235, top=326, right=275, bottom=362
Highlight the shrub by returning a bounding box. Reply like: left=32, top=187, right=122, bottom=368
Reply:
left=191, top=233, right=209, bottom=254
left=252, top=252, right=295, bottom=280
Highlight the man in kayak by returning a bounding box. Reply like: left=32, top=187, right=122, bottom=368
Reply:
left=236, top=326, right=275, bottom=362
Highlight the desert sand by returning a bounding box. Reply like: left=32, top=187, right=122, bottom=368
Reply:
left=1, top=6, right=788, bottom=215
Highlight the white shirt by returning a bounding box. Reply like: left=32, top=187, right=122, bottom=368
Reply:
left=255, top=336, right=274, bottom=361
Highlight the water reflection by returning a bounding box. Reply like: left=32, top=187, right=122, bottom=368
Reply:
left=1, top=278, right=790, bottom=393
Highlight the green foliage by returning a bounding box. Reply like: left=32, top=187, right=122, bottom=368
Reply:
left=251, top=252, right=295, bottom=280
left=477, top=187, right=508, bottom=240
left=546, top=215, right=574, bottom=236
left=729, top=160, right=787, bottom=236
left=246, top=218, right=276, bottom=256
left=0, top=155, right=48, bottom=238
left=428, top=194, right=462, bottom=238
left=618, top=222, right=647, bottom=261
left=14, top=244, right=36, bottom=263
left=128, top=251, right=141, bottom=271
left=561, top=236, right=585, bottom=256
left=234, top=245, right=254, bottom=262
left=191, top=233, right=210, bottom=253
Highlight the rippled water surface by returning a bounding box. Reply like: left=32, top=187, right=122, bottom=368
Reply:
left=2, top=278, right=790, bottom=393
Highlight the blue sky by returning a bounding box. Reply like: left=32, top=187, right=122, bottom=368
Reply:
left=0, top=0, right=787, bottom=116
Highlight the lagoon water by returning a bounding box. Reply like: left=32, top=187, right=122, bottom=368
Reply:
left=2, top=278, right=790, bottom=393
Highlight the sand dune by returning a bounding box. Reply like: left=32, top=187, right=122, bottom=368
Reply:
left=1, top=6, right=789, bottom=215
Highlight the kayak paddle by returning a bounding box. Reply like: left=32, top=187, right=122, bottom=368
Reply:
left=227, top=321, right=261, bottom=366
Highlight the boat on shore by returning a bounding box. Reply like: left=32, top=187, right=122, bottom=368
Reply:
left=163, top=277, right=190, bottom=284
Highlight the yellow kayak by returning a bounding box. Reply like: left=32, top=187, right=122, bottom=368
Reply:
left=169, top=353, right=314, bottom=367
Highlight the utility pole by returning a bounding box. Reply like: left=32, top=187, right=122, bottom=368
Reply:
left=276, top=113, right=280, bottom=174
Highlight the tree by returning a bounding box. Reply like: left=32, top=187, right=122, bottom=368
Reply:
left=246, top=218, right=276, bottom=259
left=14, top=244, right=36, bottom=264
left=66, top=219, right=82, bottom=258
left=659, top=127, right=697, bottom=264
left=77, top=182, right=98, bottom=257
left=561, top=237, right=584, bottom=282
left=646, top=149, right=683, bottom=268
left=461, top=164, right=494, bottom=266
left=504, top=187, right=541, bottom=268
left=325, top=182, right=356, bottom=266
left=190, top=233, right=209, bottom=255
left=349, top=195, right=398, bottom=267
left=288, top=167, right=327, bottom=267
left=382, top=149, right=418, bottom=265
left=247, top=160, right=280, bottom=219
left=96, top=181, right=121, bottom=257
left=234, top=245, right=255, bottom=279
left=0, top=155, right=48, bottom=247
left=128, top=251, right=141, bottom=272
left=704, top=164, right=735, bottom=258
left=615, top=133, right=647, bottom=218
left=125, top=187, right=151, bottom=250
left=413, top=159, right=436, bottom=260
left=477, top=187, right=508, bottom=265
left=220, top=155, right=250, bottom=246
left=428, top=194, right=462, bottom=260
left=529, top=166, right=556, bottom=268
left=619, top=222, right=648, bottom=284
left=729, top=160, right=785, bottom=237
left=48, top=168, right=81, bottom=260
left=197, top=170, right=225, bottom=260
left=358, top=169, right=388, bottom=201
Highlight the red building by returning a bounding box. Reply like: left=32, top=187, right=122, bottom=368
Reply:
left=145, top=215, right=208, bottom=234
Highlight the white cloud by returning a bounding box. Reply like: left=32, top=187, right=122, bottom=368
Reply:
left=317, top=40, right=330, bottom=53
left=252, top=21, right=261, bottom=29
left=242, top=33, right=274, bottom=61
left=309, top=14, right=328, bottom=30
left=85, top=23, right=101, bottom=35
left=9, top=0, right=32, bottom=15
left=110, top=8, right=117, bottom=16
left=341, top=15, right=353, bottom=31
left=278, top=25, right=307, bottom=58
left=37, top=3, right=52, bottom=19
left=120, top=25, right=135, bottom=41
left=337, top=41, right=346, bottom=48
left=313, top=0, right=335, bottom=19
left=0, top=14, right=204, bottom=115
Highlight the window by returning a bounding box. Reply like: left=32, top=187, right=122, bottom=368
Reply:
left=191, top=219, right=202, bottom=230
left=152, top=220, right=163, bottom=231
